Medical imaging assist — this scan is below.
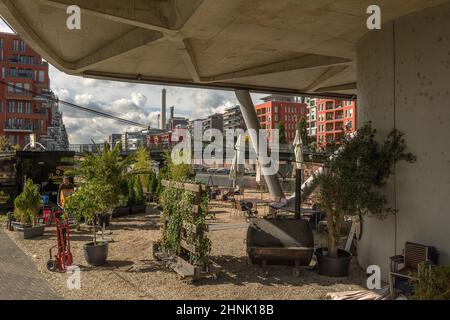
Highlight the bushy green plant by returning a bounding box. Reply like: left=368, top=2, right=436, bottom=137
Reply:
left=410, top=264, right=450, bottom=300
left=14, top=178, right=41, bottom=226
left=134, top=147, right=152, bottom=191
left=65, top=180, right=115, bottom=244
left=78, top=143, right=135, bottom=206
left=134, top=176, right=144, bottom=205
left=161, top=184, right=211, bottom=267
left=127, top=177, right=136, bottom=207
left=149, top=171, right=158, bottom=195
left=317, top=122, right=416, bottom=258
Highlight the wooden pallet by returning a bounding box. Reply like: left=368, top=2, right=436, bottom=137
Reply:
left=157, top=181, right=214, bottom=282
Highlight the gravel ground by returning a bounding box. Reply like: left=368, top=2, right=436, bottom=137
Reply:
left=4, top=192, right=366, bottom=300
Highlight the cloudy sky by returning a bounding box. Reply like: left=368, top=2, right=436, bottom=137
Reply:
left=0, top=19, right=266, bottom=144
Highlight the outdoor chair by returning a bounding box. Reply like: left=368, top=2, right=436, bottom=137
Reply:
left=389, top=242, right=439, bottom=298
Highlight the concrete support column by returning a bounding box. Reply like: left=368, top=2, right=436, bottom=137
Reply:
left=357, top=3, right=450, bottom=280
left=235, top=89, right=285, bottom=200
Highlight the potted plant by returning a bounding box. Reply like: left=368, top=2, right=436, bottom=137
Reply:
left=77, top=144, right=135, bottom=225
left=65, top=180, right=115, bottom=266
left=13, top=178, right=44, bottom=239
left=315, top=123, right=416, bottom=277
left=132, top=176, right=146, bottom=214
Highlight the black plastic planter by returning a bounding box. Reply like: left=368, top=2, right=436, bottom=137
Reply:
left=84, top=241, right=109, bottom=266
left=315, top=248, right=352, bottom=277
left=112, top=207, right=131, bottom=218
left=131, top=204, right=146, bottom=214
left=16, top=225, right=45, bottom=239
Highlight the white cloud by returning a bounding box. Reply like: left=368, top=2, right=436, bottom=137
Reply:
left=48, top=65, right=270, bottom=144
left=131, top=92, right=147, bottom=107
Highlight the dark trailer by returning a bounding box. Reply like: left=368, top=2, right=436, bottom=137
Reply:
left=0, top=151, right=75, bottom=212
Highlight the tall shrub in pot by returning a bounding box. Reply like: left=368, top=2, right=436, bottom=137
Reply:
left=77, top=144, right=135, bottom=225
left=13, top=178, right=44, bottom=239
left=315, top=123, right=416, bottom=277
left=65, top=180, right=116, bottom=266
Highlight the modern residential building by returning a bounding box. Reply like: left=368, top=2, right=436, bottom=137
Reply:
left=108, top=133, right=122, bottom=149
left=202, top=113, right=223, bottom=132
left=0, top=32, right=57, bottom=148
left=316, top=99, right=357, bottom=147
left=255, top=95, right=307, bottom=143
left=38, top=90, right=69, bottom=151
left=121, top=130, right=147, bottom=152
left=223, top=105, right=246, bottom=132
left=305, top=98, right=317, bottom=140
left=186, top=118, right=202, bottom=137
left=168, top=116, right=189, bottom=131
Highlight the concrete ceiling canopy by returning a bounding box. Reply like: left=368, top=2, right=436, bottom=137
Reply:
left=0, top=0, right=448, bottom=98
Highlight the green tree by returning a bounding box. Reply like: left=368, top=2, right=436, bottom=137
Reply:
left=276, top=122, right=287, bottom=144
left=316, top=122, right=416, bottom=258
left=299, top=118, right=309, bottom=145
left=65, top=181, right=115, bottom=244
left=134, top=176, right=144, bottom=205
left=134, top=147, right=152, bottom=191
left=78, top=143, right=135, bottom=206
left=127, top=177, right=136, bottom=207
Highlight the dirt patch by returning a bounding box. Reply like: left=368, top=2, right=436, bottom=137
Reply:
left=5, top=193, right=366, bottom=300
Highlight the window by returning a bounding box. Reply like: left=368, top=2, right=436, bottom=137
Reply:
left=28, top=56, right=33, bottom=64
left=20, top=40, right=26, bottom=52
left=1, top=67, right=5, bottom=79
left=274, top=106, right=278, bottom=113
left=12, top=40, right=19, bottom=51
left=15, top=83, right=22, bottom=94
left=0, top=38, right=3, bottom=49
left=7, top=82, right=14, bottom=93
left=17, top=102, right=22, bottom=113
left=24, top=83, right=30, bottom=95
left=40, top=120, right=44, bottom=131
left=39, top=70, right=45, bottom=82
left=8, top=101, right=14, bottom=113
left=17, top=118, right=23, bottom=127
left=0, top=101, right=3, bottom=113
left=25, top=102, right=31, bottom=114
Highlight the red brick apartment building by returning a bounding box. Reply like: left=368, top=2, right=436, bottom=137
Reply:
left=255, top=95, right=307, bottom=144
left=316, top=98, right=357, bottom=147
left=0, top=32, right=52, bottom=148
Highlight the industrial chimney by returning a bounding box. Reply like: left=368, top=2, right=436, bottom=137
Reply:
left=170, top=106, right=174, bottom=120
left=160, top=89, right=167, bottom=130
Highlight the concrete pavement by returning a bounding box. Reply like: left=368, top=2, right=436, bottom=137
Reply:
left=0, top=229, right=60, bottom=300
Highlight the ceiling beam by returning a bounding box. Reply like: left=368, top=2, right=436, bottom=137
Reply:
left=75, top=28, right=163, bottom=72
left=202, top=54, right=351, bottom=82
left=305, top=65, right=348, bottom=92
left=314, top=82, right=357, bottom=93
left=36, top=0, right=203, bottom=34
left=82, top=70, right=357, bottom=100
left=175, top=39, right=201, bottom=82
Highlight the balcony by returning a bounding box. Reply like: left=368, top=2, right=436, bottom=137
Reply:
left=3, top=123, right=33, bottom=133
left=5, top=92, right=33, bottom=100
left=326, top=113, right=334, bottom=121
left=4, top=56, right=47, bottom=66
